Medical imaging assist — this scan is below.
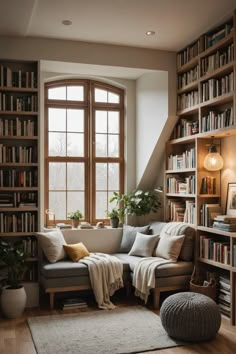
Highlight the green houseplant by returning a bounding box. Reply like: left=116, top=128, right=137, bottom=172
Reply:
left=0, top=240, right=28, bottom=318
left=106, top=208, right=120, bottom=228
left=67, top=209, right=83, bottom=228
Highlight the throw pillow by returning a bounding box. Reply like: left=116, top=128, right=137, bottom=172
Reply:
left=119, top=224, right=150, bottom=252
left=37, top=230, right=66, bottom=263
left=63, top=242, right=90, bottom=262
left=154, top=233, right=185, bottom=261
left=128, top=232, right=159, bottom=257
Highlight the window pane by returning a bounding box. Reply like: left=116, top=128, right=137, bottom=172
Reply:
left=48, top=108, right=66, bottom=131
left=67, top=163, right=84, bottom=190
left=48, top=132, right=66, bottom=156
left=96, top=134, right=107, bottom=157
left=67, top=109, right=84, bottom=132
left=49, top=191, right=66, bottom=219
left=96, top=163, right=107, bottom=190
left=108, top=191, right=118, bottom=212
left=96, top=192, right=107, bottom=219
left=48, top=86, right=66, bottom=100
left=67, top=86, right=84, bottom=101
left=108, top=163, right=119, bottom=190
left=67, top=192, right=84, bottom=216
left=49, top=163, right=66, bottom=190
left=108, top=111, right=119, bottom=134
left=95, top=88, right=107, bottom=102
left=95, top=110, right=107, bottom=133
left=108, top=135, right=119, bottom=157
left=67, top=133, right=84, bottom=156
left=108, top=92, right=119, bottom=103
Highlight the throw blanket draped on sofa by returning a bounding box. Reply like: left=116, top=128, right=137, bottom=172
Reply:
left=80, top=253, right=123, bottom=309
left=133, top=257, right=174, bottom=303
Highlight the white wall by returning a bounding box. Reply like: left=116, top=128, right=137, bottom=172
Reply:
left=136, top=71, right=168, bottom=185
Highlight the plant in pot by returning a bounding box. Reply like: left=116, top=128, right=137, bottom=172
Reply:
left=67, top=209, right=83, bottom=228
left=0, top=239, right=28, bottom=318
left=106, top=208, right=120, bottom=228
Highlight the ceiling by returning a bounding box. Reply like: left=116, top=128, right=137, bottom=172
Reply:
left=1, top=0, right=236, bottom=51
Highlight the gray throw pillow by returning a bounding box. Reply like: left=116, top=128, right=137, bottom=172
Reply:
left=128, top=232, right=159, bottom=257
left=119, top=224, right=150, bottom=252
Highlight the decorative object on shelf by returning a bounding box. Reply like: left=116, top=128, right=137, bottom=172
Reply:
left=96, top=221, right=105, bottom=229
left=203, top=144, right=224, bottom=171
left=0, top=240, right=28, bottom=318
left=45, top=209, right=56, bottom=228
left=67, top=210, right=83, bottom=228
left=226, top=183, right=236, bottom=216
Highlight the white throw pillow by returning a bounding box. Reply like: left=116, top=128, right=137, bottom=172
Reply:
left=128, top=232, right=159, bottom=257
left=37, top=230, right=67, bottom=263
left=154, top=232, right=185, bottom=261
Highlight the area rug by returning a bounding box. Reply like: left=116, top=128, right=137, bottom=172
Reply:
left=28, top=306, right=182, bottom=354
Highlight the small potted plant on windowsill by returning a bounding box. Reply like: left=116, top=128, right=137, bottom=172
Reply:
left=106, top=208, right=120, bottom=228
left=0, top=240, right=28, bottom=318
left=67, top=210, right=83, bottom=228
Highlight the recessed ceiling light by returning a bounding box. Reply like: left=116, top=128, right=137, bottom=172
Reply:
left=62, top=20, right=72, bottom=26
left=146, top=30, right=156, bottom=36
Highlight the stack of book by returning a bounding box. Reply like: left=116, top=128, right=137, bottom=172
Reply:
left=218, top=275, right=230, bottom=318
left=61, top=297, right=88, bottom=310
left=56, top=223, right=72, bottom=230
left=213, top=215, right=236, bottom=232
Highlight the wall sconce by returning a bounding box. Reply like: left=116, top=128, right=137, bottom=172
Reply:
left=203, top=144, right=224, bottom=171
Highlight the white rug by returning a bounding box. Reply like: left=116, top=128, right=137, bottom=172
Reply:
left=28, top=306, right=182, bottom=354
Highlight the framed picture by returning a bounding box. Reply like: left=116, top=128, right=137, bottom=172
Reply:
left=226, top=183, right=236, bottom=216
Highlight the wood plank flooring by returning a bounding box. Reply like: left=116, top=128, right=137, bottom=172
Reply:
left=0, top=293, right=236, bottom=354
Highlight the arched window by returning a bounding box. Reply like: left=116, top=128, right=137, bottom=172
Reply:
left=44, top=79, right=124, bottom=224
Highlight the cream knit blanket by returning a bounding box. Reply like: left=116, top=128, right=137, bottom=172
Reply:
left=133, top=257, right=174, bottom=303
left=80, top=253, right=123, bottom=310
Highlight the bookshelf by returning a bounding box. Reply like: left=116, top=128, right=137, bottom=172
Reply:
left=0, top=59, right=39, bottom=284
left=166, top=9, right=236, bottom=324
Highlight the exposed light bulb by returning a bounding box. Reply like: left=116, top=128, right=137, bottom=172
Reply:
left=203, top=145, right=224, bottom=171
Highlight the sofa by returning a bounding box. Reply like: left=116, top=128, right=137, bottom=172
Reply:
left=37, top=221, right=195, bottom=309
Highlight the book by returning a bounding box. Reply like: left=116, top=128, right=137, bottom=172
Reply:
left=61, top=297, right=88, bottom=310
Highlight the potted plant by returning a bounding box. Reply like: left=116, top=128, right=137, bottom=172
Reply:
left=0, top=240, right=28, bottom=318
left=67, top=209, right=83, bottom=228
left=106, top=208, right=120, bottom=228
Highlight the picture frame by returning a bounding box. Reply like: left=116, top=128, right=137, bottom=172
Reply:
left=226, top=183, right=236, bottom=216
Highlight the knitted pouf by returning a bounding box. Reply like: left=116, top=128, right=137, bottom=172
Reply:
left=160, top=292, right=221, bottom=342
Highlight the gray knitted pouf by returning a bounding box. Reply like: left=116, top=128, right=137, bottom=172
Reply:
left=160, top=292, right=221, bottom=342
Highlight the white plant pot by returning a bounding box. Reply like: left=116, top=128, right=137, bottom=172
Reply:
left=1, top=285, right=27, bottom=318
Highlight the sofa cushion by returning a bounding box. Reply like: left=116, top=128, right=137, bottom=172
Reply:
left=149, top=221, right=167, bottom=235
left=119, top=224, right=150, bottom=252
left=63, top=242, right=90, bottom=262
left=112, top=253, right=141, bottom=272
left=154, top=233, right=185, bottom=261
left=37, top=230, right=67, bottom=263
left=41, top=260, right=89, bottom=278
left=159, top=222, right=195, bottom=261
left=128, top=232, right=159, bottom=257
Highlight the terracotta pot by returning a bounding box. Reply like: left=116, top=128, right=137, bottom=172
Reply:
left=1, top=285, right=27, bottom=318
left=72, top=219, right=80, bottom=228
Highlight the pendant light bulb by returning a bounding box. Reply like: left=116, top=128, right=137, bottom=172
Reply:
left=203, top=145, right=224, bottom=171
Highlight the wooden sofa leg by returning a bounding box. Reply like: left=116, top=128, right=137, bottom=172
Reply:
left=49, top=292, right=55, bottom=310
left=153, top=288, right=160, bottom=310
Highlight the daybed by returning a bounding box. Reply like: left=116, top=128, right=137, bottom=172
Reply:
left=37, top=221, right=195, bottom=309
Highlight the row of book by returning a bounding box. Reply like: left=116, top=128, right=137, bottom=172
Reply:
left=0, top=212, right=37, bottom=232
left=172, top=118, right=197, bottom=139
left=24, top=263, right=38, bottom=282
left=204, top=21, right=234, bottom=49
left=0, top=192, right=37, bottom=208
left=0, top=93, right=38, bottom=112
left=199, top=234, right=230, bottom=265
left=213, top=215, right=236, bottom=232
left=218, top=275, right=230, bottom=317
left=0, top=144, right=37, bottom=163
left=0, top=169, right=38, bottom=188
left=177, top=90, right=199, bottom=111
left=0, top=118, right=37, bottom=137
left=201, top=72, right=234, bottom=102
left=200, top=43, right=234, bottom=76
left=61, top=297, right=88, bottom=310
left=200, top=176, right=216, bottom=195
left=166, top=199, right=195, bottom=224
left=167, top=147, right=196, bottom=170
left=200, top=204, right=222, bottom=227
left=177, top=39, right=200, bottom=68
left=199, top=107, right=234, bottom=133
left=166, top=175, right=195, bottom=194
left=22, top=237, right=38, bottom=257
left=0, top=65, right=37, bottom=89
left=177, top=65, right=199, bottom=89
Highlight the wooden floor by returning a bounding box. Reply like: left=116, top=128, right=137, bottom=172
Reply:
left=0, top=293, right=236, bottom=354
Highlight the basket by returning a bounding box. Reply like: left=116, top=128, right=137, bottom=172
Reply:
left=189, top=267, right=217, bottom=301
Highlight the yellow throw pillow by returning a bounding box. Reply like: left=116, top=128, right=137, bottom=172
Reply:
left=63, top=242, right=90, bottom=262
